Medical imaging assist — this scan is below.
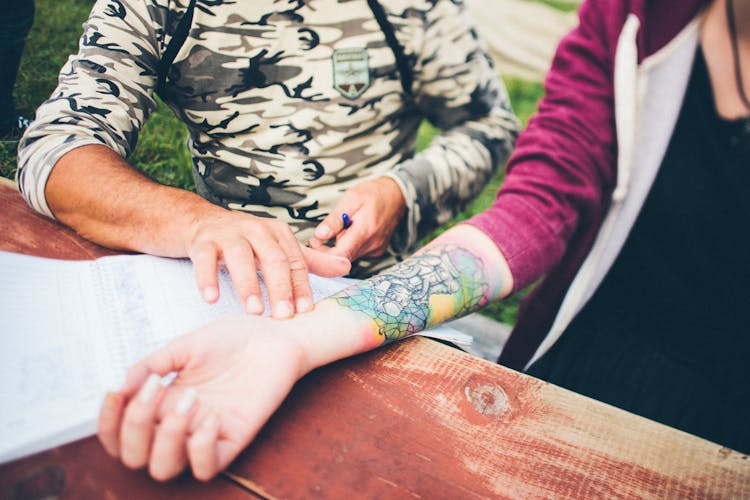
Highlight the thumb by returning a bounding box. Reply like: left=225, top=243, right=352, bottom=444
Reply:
left=302, top=246, right=351, bottom=277
left=314, top=195, right=360, bottom=240
left=313, top=211, right=345, bottom=241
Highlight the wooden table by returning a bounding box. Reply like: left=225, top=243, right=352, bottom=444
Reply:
left=1, top=177, right=748, bottom=499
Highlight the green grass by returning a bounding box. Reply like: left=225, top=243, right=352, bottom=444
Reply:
left=532, top=0, right=580, bottom=13
left=2, top=0, right=548, bottom=325
left=129, top=99, right=194, bottom=190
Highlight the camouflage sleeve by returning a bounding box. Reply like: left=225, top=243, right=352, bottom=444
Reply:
left=16, top=0, right=169, bottom=218
left=385, top=0, right=519, bottom=253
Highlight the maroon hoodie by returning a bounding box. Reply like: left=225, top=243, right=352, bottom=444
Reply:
left=466, top=0, right=708, bottom=370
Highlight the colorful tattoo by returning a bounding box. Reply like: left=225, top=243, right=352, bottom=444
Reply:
left=332, top=244, right=492, bottom=344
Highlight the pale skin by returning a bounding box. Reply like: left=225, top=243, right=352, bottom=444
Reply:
left=46, top=144, right=406, bottom=318
left=702, top=0, right=750, bottom=120
left=97, top=224, right=513, bottom=481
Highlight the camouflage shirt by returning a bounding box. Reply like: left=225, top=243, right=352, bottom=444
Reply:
left=17, top=0, right=518, bottom=271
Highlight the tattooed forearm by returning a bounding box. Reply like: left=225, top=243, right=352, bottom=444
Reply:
left=331, top=244, right=492, bottom=344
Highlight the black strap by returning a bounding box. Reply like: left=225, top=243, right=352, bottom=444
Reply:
left=156, top=0, right=413, bottom=99
left=366, top=0, right=413, bottom=97
left=156, top=0, right=197, bottom=96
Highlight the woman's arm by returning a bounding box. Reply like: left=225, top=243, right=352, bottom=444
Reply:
left=97, top=224, right=512, bottom=481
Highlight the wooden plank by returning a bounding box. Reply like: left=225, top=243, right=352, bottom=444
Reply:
left=0, top=438, right=250, bottom=500
left=0, top=178, right=116, bottom=260
left=229, top=339, right=750, bottom=498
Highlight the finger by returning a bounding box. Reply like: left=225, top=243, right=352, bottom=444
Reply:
left=221, top=241, right=264, bottom=315
left=98, top=392, right=126, bottom=458
left=313, top=209, right=345, bottom=242
left=327, top=224, right=369, bottom=261
left=120, top=338, right=190, bottom=395
left=306, top=236, right=326, bottom=250
left=302, top=246, right=351, bottom=277
left=148, top=388, right=197, bottom=481
left=277, top=230, right=314, bottom=314
left=253, top=229, right=295, bottom=319
left=189, top=242, right=220, bottom=303
left=120, top=373, right=165, bottom=469
left=216, top=441, right=244, bottom=476
left=188, top=413, right=221, bottom=481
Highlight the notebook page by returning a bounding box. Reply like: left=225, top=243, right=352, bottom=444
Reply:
left=0, top=252, right=105, bottom=463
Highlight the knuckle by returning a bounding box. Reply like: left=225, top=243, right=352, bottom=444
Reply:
left=222, top=240, right=251, bottom=255
left=125, top=410, right=153, bottom=430
left=271, top=219, right=293, bottom=232
left=263, top=252, right=291, bottom=268
left=158, top=417, right=184, bottom=439
left=287, top=255, right=307, bottom=271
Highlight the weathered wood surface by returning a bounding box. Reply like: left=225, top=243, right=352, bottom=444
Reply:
left=0, top=177, right=116, bottom=260
left=2, top=179, right=749, bottom=498
left=0, top=439, right=250, bottom=500
left=231, top=338, right=749, bottom=498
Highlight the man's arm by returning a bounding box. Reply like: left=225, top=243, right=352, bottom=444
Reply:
left=97, top=224, right=512, bottom=480
left=383, top=0, right=519, bottom=253
left=47, top=145, right=350, bottom=317
left=17, top=1, right=349, bottom=317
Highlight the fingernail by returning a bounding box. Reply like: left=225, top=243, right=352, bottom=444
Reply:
left=175, top=388, right=197, bottom=415
left=246, top=295, right=263, bottom=315
left=296, top=297, right=312, bottom=313
left=203, top=286, right=218, bottom=303
left=274, top=300, right=293, bottom=319
left=139, top=374, right=161, bottom=404
left=314, top=224, right=332, bottom=240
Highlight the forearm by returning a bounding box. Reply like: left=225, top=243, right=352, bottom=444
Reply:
left=297, top=224, right=512, bottom=371
left=46, top=144, right=224, bottom=257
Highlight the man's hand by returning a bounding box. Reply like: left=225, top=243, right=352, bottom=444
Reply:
left=45, top=145, right=351, bottom=319
left=309, top=177, right=406, bottom=261
left=187, top=210, right=351, bottom=318
left=97, top=314, right=311, bottom=482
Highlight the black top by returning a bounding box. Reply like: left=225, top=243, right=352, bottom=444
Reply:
left=527, top=49, right=750, bottom=453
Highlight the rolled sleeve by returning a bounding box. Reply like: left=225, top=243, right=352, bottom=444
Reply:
left=16, top=0, right=167, bottom=218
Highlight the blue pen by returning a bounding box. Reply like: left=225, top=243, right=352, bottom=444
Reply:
left=342, top=212, right=352, bottom=229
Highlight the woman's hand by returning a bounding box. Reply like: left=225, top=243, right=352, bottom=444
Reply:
left=97, top=314, right=311, bottom=481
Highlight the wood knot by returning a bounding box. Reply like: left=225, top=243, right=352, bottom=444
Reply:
left=12, top=465, right=65, bottom=500
left=464, top=377, right=509, bottom=418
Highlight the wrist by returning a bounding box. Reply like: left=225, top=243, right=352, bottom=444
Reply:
left=176, top=196, right=229, bottom=255
left=376, top=176, right=407, bottom=221
left=287, top=299, right=381, bottom=374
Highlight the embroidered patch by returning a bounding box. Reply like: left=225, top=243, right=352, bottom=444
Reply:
left=332, top=48, right=370, bottom=99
